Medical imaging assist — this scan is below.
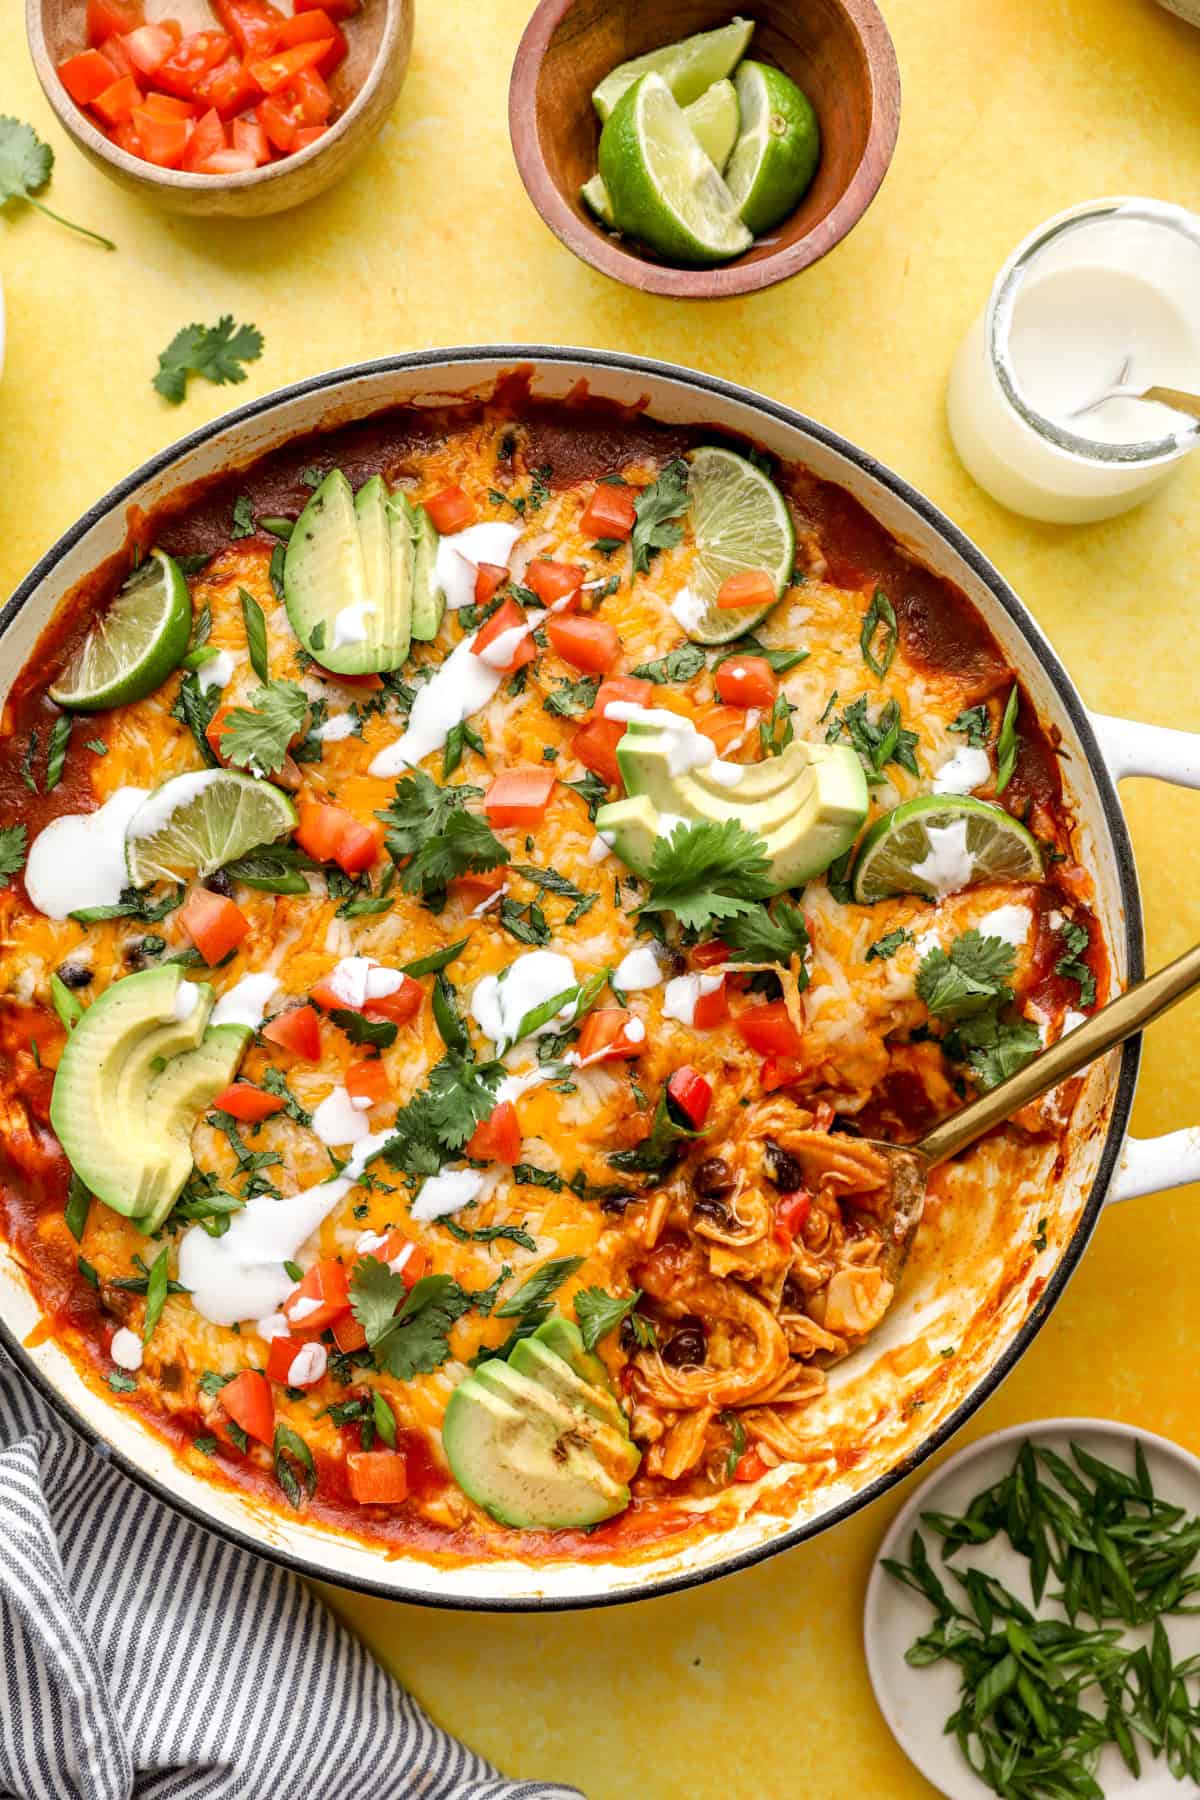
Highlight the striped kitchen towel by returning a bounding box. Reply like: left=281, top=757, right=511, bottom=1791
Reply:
left=0, top=1353, right=584, bottom=1800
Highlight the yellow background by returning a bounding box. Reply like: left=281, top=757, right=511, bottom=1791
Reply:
left=3, top=0, right=1200, bottom=1792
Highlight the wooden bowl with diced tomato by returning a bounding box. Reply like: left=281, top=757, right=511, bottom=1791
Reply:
left=27, top=0, right=413, bottom=218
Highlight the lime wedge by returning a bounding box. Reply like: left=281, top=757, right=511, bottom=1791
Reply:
left=580, top=173, right=616, bottom=227
left=591, top=16, right=754, bottom=122
left=725, top=61, right=821, bottom=235
left=49, top=549, right=191, bottom=712
left=852, top=796, right=1043, bottom=905
left=679, top=445, right=795, bottom=644
left=125, top=770, right=298, bottom=887
left=599, top=74, right=752, bottom=268
left=684, top=79, right=740, bottom=172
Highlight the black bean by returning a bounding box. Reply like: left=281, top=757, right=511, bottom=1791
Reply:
left=765, top=1137, right=803, bottom=1192
left=203, top=870, right=234, bottom=897
left=663, top=1318, right=707, bottom=1368
left=55, top=962, right=92, bottom=990
left=693, top=1156, right=733, bottom=1198
left=692, top=1193, right=731, bottom=1228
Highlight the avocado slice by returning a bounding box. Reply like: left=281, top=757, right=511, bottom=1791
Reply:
left=284, top=469, right=415, bottom=675
left=405, top=495, right=445, bottom=642
left=385, top=489, right=415, bottom=666
left=509, top=1337, right=627, bottom=1436
left=134, top=1022, right=251, bottom=1233
left=533, top=1315, right=610, bottom=1393
left=599, top=726, right=869, bottom=890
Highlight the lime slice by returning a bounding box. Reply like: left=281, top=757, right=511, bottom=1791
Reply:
left=852, top=796, right=1043, bottom=905
left=580, top=173, right=616, bottom=227
left=591, top=16, right=754, bottom=122
left=684, top=79, right=740, bottom=172
left=49, top=549, right=191, bottom=712
left=125, top=770, right=298, bottom=887
left=598, top=74, right=753, bottom=267
left=725, top=61, right=821, bottom=235
left=680, top=445, right=796, bottom=644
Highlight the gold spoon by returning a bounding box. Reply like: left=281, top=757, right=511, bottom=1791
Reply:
left=1067, top=363, right=1200, bottom=424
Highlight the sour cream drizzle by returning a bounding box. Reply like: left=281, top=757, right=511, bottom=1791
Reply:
left=211, top=973, right=280, bottom=1030
left=470, top=949, right=578, bottom=1050
left=24, top=786, right=148, bottom=920
left=369, top=634, right=502, bottom=777
left=433, top=522, right=522, bottom=612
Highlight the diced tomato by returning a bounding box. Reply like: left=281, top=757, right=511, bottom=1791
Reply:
left=592, top=675, right=652, bottom=716
left=347, top=1450, right=408, bottom=1505
left=294, top=800, right=382, bottom=876
left=155, top=30, right=233, bottom=99
left=110, top=116, right=142, bottom=154
left=472, top=597, right=535, bottom=674
left=715, top=655, right=777, bottom=709
left=313, top=663, right=381, bottom=688
left=121, top=23, right=176, bottom=76
left=774, top=1189, right=812, bottom=1245
left=692, top=939, right=731, bottom=967
left=92, top=74, right=143, bottom=124
left=344, top=1057, right=391, bottom=1107
left=579, top=482, right=636, bottom=541
left=258, top=90, right=298, bottom=151
left=448, top=864, right=507, bottom=904
left=98, top=35, right=136, bottom=77
left=284, top=1258, right=350, bottom=1331
left=288, top=66, right=333, bottom=123
left=695, top=704, right=747, bottom=756
left=275, top=9, right=346, bottom=72
left=181, top=106, right=226, bottom=170
left=524, top=558, right=584, bottom=607
left=265, top=1334, right=327, bottom=1387
left=131, top=105, right=188, bottom=166
left=220, top=1369, right=273, bottom=1445
left=195, top=53, right=262, bottom=118
left=87, top=0, right=143, bottom=43
left=58, top=49, right=121, bottom=104
left=546, top=614, right=620, bottom=674
left=666, top=1065, right=711, bottom=1127
left=474, top=562, right=507, bottom=607
left=140, top=90, right=194, bottom=117
left=213, top=0, right=284, bottom=57
left=293, top=124, right=327, bottom=149
left=211, top=1081, right=285, bottom=1121
left=576, top=1008, right=644, bottom=1063
left=483, top=768, right=557, bottom=829
left=571, top=716, right=624, bottom=788
left=295, top=0, right=357, bottom=16
left=692, top=978, right=728, bottom=1030
left=736, top=1000, right=804, bottom=1058
left=261, top=1003, right=321, bottom=1060
left=466, top=1100, right=521, bottom=1164
left=310, top=974, right=422, bottom=1027
left=331, top=1313, right=367, bottom=1353
left=424, top=485, right=474, bottom=534
left=734, top=1450, right=767, bottom=1483
left=360, top=1230, right=427, bottom=1288
left=247, top=40, right=331, bottom=93
left=759, top=1054, right=802, bottom=1093
left=197, top=146, right=258, bottom=173
left=180, top=888, right=249, bottom=964
left=233, top=114, right=271, bottom=164
left=717, top=569, right=778, bottom=612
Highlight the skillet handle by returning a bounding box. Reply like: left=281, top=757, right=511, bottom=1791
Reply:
left=1110, top=1130, right=1200, bottom=1203
left=1088, top=712, right=1200, bottom=787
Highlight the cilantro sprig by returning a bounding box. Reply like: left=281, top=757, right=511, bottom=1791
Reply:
left=631, top=459, right=689, bottom=574
left=376, top=771, right=505, bottom=902
left=917, top=931, right=1040, bottom=1090
left=349, top=1263, right=470, bottom=1380
left=153, top=315, right=264, bottom=405
left=0, top=117, right=114, bottom=250
left=213, top=681, right=307, bottom=776
left=638, top=819, right=774, bottom=933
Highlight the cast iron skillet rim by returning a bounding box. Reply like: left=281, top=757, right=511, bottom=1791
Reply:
left=0, top=344, right=1144, bottom=1612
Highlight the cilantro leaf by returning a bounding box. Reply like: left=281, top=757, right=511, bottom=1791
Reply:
left=232, top=502, right=257, bottom=546
left=213, top=681, right=307, bottom=775
left=543, top=674, right=600, bottom=717
left=382, top=1052, right=502, bottom=1176
left=349, top=1263, right=465, bottom=1379
left=376, top=772, right=505, bottom=900
left=950, top=1010, right=1041, bottom=1089
left=917, top=932, right=1016, bottom=1021
left=722, top=899, right=810, bottom=968
left=574, top=1285, right=642, bottom=1351
left=826, top=694, right=919, bottom=784
left=638, top=820, right=774, bottom=933
left=949, top=705, right=989, bottom=750
left=0, top=824, right=27, bottom=885
left=629, top=642, right=706, bottom=685
left=631, top=459, right=689, bottom=574
left=0, top=117, right=114, bottom=250
left=1055, top=920, right=1096, bottom=1009
left=711, top=634, right=807, bottom=676
left=495, top=1255, right=585, bottom=1318
left=609, top=1087, right=705, bottom=1177
left=564, top=770, right=609, bottom=820
left=329, top=1009, right=397, bottom=1049
left=171, top=671, right=221, bottom=765
left=866, top=927, right=911, bottom=962
left=152, top=315, right=264, bottom=405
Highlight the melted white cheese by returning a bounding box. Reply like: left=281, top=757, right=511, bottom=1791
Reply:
left=433, top=522, right=523, bottom=612
left=470, top=950, right=577, bottom=1050
left=24, top=786, right=148, bottom=920
left=330, top=601, right=375, bottom=650
left=109, top=1327, right=144, bottom=1372
left=312, top=711, right=358, bottom=743
left=369, top=634, right=502, bottom=777
left=933, top=746, right=992, bottom=795
left=311, top=1085, right=370, bottom=1147
left=912, top=820, right=976, bottom=899
left=614, top=945, right=664, bottom=991
left=976, top=903, right=1034, bottom=948
left=662, top=972, right=723, bottom=1026
left=669, top=588, right=707, bottom=633
left=410, top=1168, right=485, bottom=1222
left=1062, top=1008, right=1088, bottom=1035
left=211, top=972, right=280, bottom=1030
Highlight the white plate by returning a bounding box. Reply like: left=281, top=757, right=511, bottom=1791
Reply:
left=864, top=1418, right=1200, bottom=1799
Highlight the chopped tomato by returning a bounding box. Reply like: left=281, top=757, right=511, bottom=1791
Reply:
left=466, top=1100, right=521, bottom=1164
left=692, top=978, right=728, bottom=1030
left=692, top=939, right=731, bottom=967
left=275, top=9, right=346, bottom=72
left=262, top=1003, right=321, bottom=1060
left=211, top=1081, right=285, bottom=1122
left=295, top=0, right=357, bottom=16
left=576, top=1007, right=644, bottom=1063
left=423, top=485, right=474, bottom=534
left=715, top=655, right=777, bottom=709
left=484, top=768, right=557, bottom=829
left=695, top=703, right=747, bottom=757
left=98, top=34, right=136, bottom=77
left=92, top=74, right=143, bottom=124
left=666, top=1065, right=711, bottom=1127
left=344, top=1057, right=391, bottom=1107
left=265, top=1335, right=326, bottom=1387
left=220, top=1369, right=273, bottom=1445
left=87, top=0, right=143, bottom=42
left=155, top=30, right=233, bottom=99
left=759, top=1054, right=802, bottom=1093
left=546, top=614, right=620, bottom=674
left=774, top=1190, right=812, bottom=1245
left=284, top=1258, right=350, bottom=1331
left=195, top=53, right=261, bottom=117
left=294, top=800, right=382, bottom=876
left=736, top=1000, right=804, bottom=1058
left=294, top=124, right=327, bottom=149
left=247, top=39, right=329, bottom=92
left=474, top=561, right=507, bottom=607
left=110, top=116, right=142, bottom=154
left=232, top=114, right=271, bottom=164
left=197, top=146, right=258, bottom=173
left=140, top=90, right=194, bottom=117
left=571, top=716, right=624, bottom=787
left=580, top=482, right=636, bottom=541
left=447, top=864, right=507, bottom=904
left=180, top=888, right=249, bottom=963
left=212, top=0, right=284, bottom=57
left=310, top=974, right=422, bottom=1027
left=258, top=90, right=298, bottom=151
left=734, top=1450, right=767, bottom=1483
left=524, top=558, right=584, bottom=606
left=347, top=1450, right=408, bottom=1505
left=472, top=597, right=535, bottom=674
left=331, top=1313, right=367, bottom=1353
left=593, top=675, right=652, bottom=716
left=313, top=663, right=381, bottom=687
left=360, top=1230, right=426, bottom=1288
left=288, top=66, right=333, bottom=122
left=131, top=105, right=188, bottom=166
left=181, top=105, right=226, bottom=169
left=717, top=569, right=777, bottom=611
left=58, top=48, right=121, bottom=104
left=121, top=23, right=176, bottom=75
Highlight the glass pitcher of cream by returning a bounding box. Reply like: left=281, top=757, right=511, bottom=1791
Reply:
left=947, top=199, right=1200, bottom=523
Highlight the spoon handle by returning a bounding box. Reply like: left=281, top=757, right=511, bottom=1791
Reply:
left=917, top=942, right=1200, bottom=1168
left=1143, top=384, right=1200, bottom=421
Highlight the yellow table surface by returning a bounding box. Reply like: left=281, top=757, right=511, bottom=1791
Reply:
left=3, top=0, right=1200, bottom=1791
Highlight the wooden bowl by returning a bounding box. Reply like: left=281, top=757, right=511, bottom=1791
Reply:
left=508, top=0, right=900, bottom=298
left=26, top=0, right=413, bottom=219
